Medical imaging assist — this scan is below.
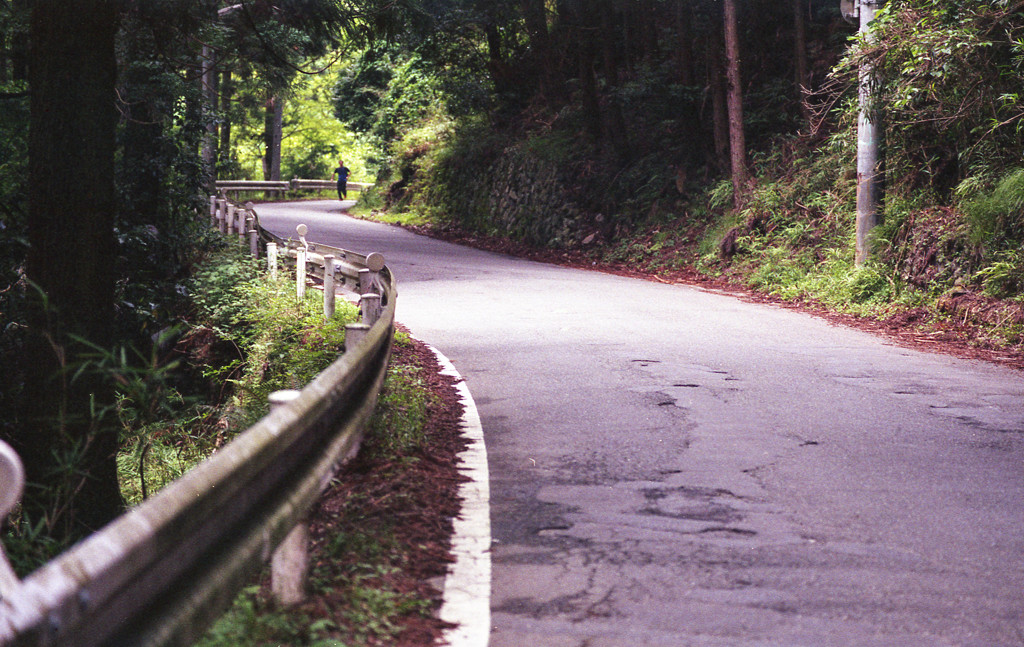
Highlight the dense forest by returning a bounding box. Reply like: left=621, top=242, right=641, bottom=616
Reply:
left=1, top=0, right=1023, bottom=563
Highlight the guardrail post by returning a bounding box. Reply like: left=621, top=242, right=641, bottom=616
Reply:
left=237, top=210, right=246, bottom=245
left=360, top=293, right=382, bottom=325
left=0, top=440, right=25, bottom=601
left=249, top=216, right=259, bottom=258
left=296, top=248, right=307, bottom=300
left=217, top=198, right=227, bottom=234
left=296, top=225, right=309, bottom=299
left=358, top=268, right=372, bottom=295
left=359, top=252, right=385, bottom=294
left=267, top=242, right=278, bottom=280
left=267, top=390, right=309, bottom=607
left=323, top=255, right=336, bottom=319
left=345, top=323, right=370, bottom=349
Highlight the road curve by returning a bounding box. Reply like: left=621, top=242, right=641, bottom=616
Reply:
left=258, top=201, right=1024, bottom=647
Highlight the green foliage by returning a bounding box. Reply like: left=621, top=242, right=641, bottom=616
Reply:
left=190, top=247, right=359, bottom=425
left=196, top=585, right=339, bottom=647
left=334, top=48, right=444, bottom=150
left=962, top=167, right=1024, bottom=249
left=974, top=250, right=1024, bottom=299
left=363, top=363, right=434, bottom=459
left=848, top=0, right=1024, bottom=197
left=190, top=248, right=265, bottom=344
left=196, top=328, right=438, bottom=647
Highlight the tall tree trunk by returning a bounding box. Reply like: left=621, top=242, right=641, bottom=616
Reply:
left=674, top=0, right=694, bottom=87
left=599, top=2, right=619, bottom=86
left=120, top=78, right=165, bottom=226
left=521, top=0, right=554, bottom=102
left=119, top=13, right=165, bottom=227
left=485, top=23, right=511, bottom=96
left=10, top=0, right=29, bottom=81
left=521, top=0, right=549, bottom=61
left=263, top=94, right=283, bottom=181
left=21, top=0, right=124, bottom=540
left=578, top=36, right=603, bottom=144
left=638, top=0, right=660, bottom=62
left=707, top=29, right=729, bottom=176
left=219, top=69, right=232, bottom=167
left=0, top=25, right=7, bottom=83
left=793, top=0, right=810, bottom=122
left=201, top=44, right=218, bottom=183
left=723, top=0, right=749, bottom=204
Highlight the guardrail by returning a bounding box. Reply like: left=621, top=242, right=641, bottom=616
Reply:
left=215, top=178, right=373, bottom=200
left=0, top=197, right=396, bottom=646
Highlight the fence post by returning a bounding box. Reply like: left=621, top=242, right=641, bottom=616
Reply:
left=209, top=195, right=217, bottom=225
left=360, top=293, right=381, bottom=325
left=267, top=390, right=308, bottom=607
left=323, top=255, right=336, bottom=319
left=267, top=242, right=278, bottom=280
left=226, top=203, right=237, bottom=235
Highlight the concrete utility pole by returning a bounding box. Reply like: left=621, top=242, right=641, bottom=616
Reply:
left=854, top=0, right=882, bottom=266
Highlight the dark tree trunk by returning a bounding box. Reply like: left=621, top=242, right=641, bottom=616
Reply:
left=263, top=94, right=283, bottom=181
left=119, top=18, right=165, bottom=226
left=599, top=3, right=620, bottom=86
left=485, top=22, right=511, bottom=96
left=793, top=0, right=811, bottom=122
left=10, top=0, right=29, bottom=81
left=578, top=35, right=603, bottom=144
left=674, top=0, right=694, bottom=87
left=723, top=0, right=749, bottom=203
left=521, top=0, right=549, bottom=61
left=21, top=0, right=124, bottom=539
left=201, top=45, right=218, bottom=182
left=523, top=0, right=559, bottom=104
left=219, top=69, right=232, bottom=166
left=707, top=29, right=729, bottom=176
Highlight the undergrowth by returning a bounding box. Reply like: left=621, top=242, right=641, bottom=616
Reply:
left=196, top=332, right=442, bottom=647
left=112, top=245, right=360, bottom=507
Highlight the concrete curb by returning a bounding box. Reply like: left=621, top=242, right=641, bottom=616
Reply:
left=426, top=343, right=491, bottom=647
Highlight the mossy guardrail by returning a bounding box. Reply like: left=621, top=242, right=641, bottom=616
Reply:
left=0, top=197, right=395, bottom=646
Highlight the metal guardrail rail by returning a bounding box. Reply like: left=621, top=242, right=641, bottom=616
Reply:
left=215, top=178, right=372, bottom=199
left=0, top=200, right=396, bottom=646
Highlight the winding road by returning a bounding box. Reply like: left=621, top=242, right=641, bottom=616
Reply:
left=259, top=200, right=1024, bottom=647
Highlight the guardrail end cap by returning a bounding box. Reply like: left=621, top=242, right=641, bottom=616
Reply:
left=365, top=252, right=385, bottom=272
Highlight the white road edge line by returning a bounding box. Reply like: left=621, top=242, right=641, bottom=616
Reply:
left=426, top=342, right=491, bottom=647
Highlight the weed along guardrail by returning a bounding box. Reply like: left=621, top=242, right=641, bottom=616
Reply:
left=0, top=197, right=396, bottom=646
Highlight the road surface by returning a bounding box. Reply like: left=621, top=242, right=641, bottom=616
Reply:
left=258, top=201, right=1024, bottom=647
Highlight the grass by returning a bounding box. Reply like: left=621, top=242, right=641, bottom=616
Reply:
left=195, top=332, right=446, bottom=647
left=113, top=246, right=361, bottom=505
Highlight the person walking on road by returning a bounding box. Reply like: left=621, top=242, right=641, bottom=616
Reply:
left=333, top=160, right=351, bottom=201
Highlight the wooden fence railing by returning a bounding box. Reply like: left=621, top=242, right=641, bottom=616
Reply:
left=0, top=198, right=395, bottom=646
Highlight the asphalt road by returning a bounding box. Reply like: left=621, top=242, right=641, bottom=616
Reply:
left=258, top=201, right=1024, bottom=647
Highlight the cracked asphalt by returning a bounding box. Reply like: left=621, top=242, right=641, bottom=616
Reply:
left=259, top=202, right=1024, bottom=646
